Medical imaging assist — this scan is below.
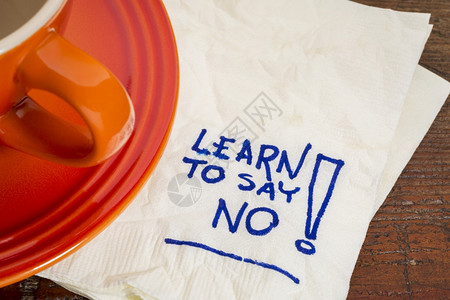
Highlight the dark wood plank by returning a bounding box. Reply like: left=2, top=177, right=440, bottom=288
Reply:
left=0, top=0, right=448, bottom=299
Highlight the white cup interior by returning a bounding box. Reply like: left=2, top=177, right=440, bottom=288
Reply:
left=0, top=0, right=64, bottom=54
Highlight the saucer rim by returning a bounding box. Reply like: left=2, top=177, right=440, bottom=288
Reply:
left=0, top=0, right=179, bottom=287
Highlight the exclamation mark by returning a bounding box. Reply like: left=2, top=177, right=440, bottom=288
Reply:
left=295, top=153, right=345, bottom=255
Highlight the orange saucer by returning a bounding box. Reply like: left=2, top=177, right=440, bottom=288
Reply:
left=0, top=0, right=178, bottom=287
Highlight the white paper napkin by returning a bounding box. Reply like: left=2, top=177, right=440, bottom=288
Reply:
left=39, top=0, right=450, bottom=299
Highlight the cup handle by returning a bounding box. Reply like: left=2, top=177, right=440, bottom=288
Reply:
left=0, top=32, right=135, bottom=166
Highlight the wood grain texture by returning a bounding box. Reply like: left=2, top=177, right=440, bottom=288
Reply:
left=0, top=0, right=448, bottom=299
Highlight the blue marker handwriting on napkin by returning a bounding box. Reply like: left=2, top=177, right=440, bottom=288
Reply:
left=166, top=128, right=344, bottom=284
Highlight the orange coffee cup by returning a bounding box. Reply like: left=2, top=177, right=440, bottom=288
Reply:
left=0, top=0, right=135, bottom=167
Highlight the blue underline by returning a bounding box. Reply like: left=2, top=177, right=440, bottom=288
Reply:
left=164, top=238, right=300, bottom=284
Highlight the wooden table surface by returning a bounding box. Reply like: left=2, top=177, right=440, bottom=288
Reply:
left=0, top=0, right=448, bottom=299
